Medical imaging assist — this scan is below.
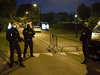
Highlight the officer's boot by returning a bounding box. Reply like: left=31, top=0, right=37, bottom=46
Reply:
left=10, top=60, right=13, bottom=68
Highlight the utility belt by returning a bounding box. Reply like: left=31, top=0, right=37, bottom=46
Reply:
left=27, top=39, right=31, bottom=40
left=83, top=39, right=90, bottom=42
left=25, top=39, right=32, bottom=41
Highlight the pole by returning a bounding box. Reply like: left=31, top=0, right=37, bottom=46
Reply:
left=38, top=6, right=40, bottom=26
left=76, top=0, right=77, bottom=38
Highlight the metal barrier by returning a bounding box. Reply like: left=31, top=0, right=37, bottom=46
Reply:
left=46, top=33, right=59, bottom=53
left=46, top=33, right=82, bottom=52
left=57, top=35, right=82, bottom=52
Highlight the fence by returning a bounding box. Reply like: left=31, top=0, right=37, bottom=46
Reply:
left=46, top=33, right=82, bottom=52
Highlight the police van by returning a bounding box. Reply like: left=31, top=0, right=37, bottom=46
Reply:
left=89, top=21, right=100, bottom=60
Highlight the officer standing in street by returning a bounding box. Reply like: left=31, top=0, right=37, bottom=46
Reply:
left=23, top=24, right=35, bottom=58
left=6, top=22, right=25, bottom=68
left=80, top=22, right=92, bottom=64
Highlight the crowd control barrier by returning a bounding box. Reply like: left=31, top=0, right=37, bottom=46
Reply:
left=57, top=35, right=82, bottom=52
left=46, top=33, right=82, bottom=52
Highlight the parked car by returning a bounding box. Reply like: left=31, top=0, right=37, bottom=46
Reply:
left=89, top=24, right=100, bottom=60
left=33, top=26, right=41, bottom=32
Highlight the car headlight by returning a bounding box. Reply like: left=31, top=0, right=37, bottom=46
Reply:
left=91, top=33, right=98, bottom=39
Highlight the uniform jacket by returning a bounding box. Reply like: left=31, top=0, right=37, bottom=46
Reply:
left=80, top=27, right=92, bottom=42
left=23, top=28, right=35, bottom=40
left=6, top=27, right=22, bottom=42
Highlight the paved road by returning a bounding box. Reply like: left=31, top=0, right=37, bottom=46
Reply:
left=0, top=29, right=100, bottom=75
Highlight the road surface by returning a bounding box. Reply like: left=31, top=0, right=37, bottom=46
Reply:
left=0, top=29, right=100, bottom=75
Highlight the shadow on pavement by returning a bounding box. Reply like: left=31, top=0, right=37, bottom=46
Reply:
left=0, top=57, right=31, bottom=75
left=86, top=60, right=100, bottom=75
left=0, top=49, right=8, bottom=63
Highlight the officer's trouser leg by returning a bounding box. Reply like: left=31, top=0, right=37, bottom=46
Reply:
left=10, top=43, right=14, bottom=66
left=29, top=40, right=33, bottom=55
left=16, top=42, right=22, bottom=64
left=24, top=41, right=28, bottom=55
left=83, top=42, right=89, bottom=62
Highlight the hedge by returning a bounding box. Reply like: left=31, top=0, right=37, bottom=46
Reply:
left=52, top=23, right=84, bottom=30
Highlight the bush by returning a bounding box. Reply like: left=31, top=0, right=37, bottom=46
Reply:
left=88, top=17, right=100, bottom=30
left=52, top=23, right=84, bottom=30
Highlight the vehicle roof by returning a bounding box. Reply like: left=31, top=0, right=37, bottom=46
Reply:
left=34, top=26, right=39, bottom=27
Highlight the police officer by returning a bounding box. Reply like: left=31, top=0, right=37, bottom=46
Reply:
left=6, top=22, right=25, bottom=68
left=80, top=22, right=91, bottom=64
left=23, top=24, right=35, bottom=58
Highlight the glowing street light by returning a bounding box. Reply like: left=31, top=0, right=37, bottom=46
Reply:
left=33, top=4, right=37, bottom=7
left=26, top=11, right=28, bottom=14
left=33, top=4, right=40, bottom=26
left=75, top=14, right=78, bottom=18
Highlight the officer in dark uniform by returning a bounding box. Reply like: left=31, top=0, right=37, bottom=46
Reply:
left=80, top=22, right=91, bottom=64
left=23, top=24, right=35, bottom=58
left=6, top=22, right=25, bottom=68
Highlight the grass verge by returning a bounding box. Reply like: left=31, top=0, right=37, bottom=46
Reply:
left=44, top=28, right=82, bottom=42
left=0, top=32, right=9, bottom=66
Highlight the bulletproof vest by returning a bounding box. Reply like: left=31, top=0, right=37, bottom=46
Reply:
left=24, top=28, right=33, bottom=39
left=80, top=27, right=91, bottom=41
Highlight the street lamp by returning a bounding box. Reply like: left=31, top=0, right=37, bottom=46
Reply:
left=33, top=4, right=37, bottom=7
left=76, top=0, right=78, bottom=38
left=33, top=4, right=40, bottom=26
left=26, top=11, right=28, bottom=14
left=26, top=11, right=30, bottom=18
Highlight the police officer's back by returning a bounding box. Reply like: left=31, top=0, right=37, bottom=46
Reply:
left=80, top=22, right=91, bottom=64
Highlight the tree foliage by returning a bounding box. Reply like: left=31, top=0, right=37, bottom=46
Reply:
left=0, top=0, right=17, bottom=32
left=43, top=12, right=55, bottom=24
left=58, top=12, right=68, bottom=22
left=88, top=17, right=100, bottom=30
left=0, top=0, right=17, bottom=18
left=77, top=3, right=91, bottom=23
left=91, top=2, right=100, bottom=17
left=68, top=11, right=75, bottom=22
left=16, top=3, right=35, bottom=17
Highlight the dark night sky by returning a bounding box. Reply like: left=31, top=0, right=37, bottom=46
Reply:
left=16, top=0, right=100, bottom=14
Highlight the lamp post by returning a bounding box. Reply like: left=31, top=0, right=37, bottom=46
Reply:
left=75, top=0, right=78, bottom=38
left=33, top=4, right=40, bottom=26
left=26, top=11, right=30, bottom=18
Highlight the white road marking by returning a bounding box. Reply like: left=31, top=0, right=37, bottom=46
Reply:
left=15, top=53, right=40, bottom=57
left=67, top=52, right=80, bottom=55
left=41, top=53, right=53, bottom=56
left=57, top=52, right=67, bottom=56
left=37, top=37, right=50, bottom=44
left=33, top=53, right=40, bottom=57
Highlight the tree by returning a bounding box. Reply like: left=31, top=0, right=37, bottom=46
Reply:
left=88, top=17, right=100, bottom=30
left=16, top=3, right=38, bottom=25
left=77, top=3, right=91, bottom=23
left=58, top=12, right=68, bottom=22
left=16, top=3, right=35, bottom=18
left=0, top=0, right=17, bottom=18
left=43, top=12, right=55, bottom=24
left=0, top=0, right=17, bottom=31
left=91, top=2, right=100, bottom=17
left=68, top=11, right=75, bottom=22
